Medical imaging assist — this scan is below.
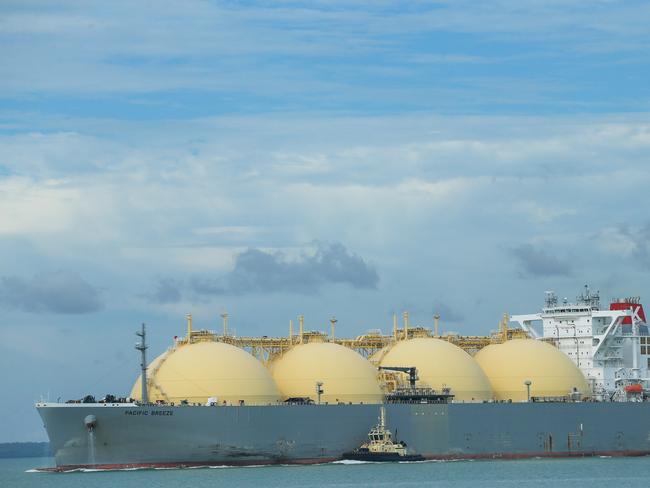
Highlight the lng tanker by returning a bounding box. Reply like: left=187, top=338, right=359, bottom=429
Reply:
left=36, top=289, right=650, bottom=470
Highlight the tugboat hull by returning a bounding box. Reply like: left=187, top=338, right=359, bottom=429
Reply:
left=342, top=450, right=425, bottom=462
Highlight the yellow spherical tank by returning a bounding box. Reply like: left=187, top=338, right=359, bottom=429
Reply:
left=379, top=338, right=493, bottom=401
left=271, top=342, right=383, bottom=404
left=368, top=346, right=389, bottom=365
left=131, top=341, right=281, bottom=405
left=474, top=339, right=591, bottom=401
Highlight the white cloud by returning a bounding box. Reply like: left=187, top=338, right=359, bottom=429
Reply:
left=2, top=114, right=650, bottom=257
left=2, top=113, right=650, bottom=405
left=0, top=132, right=117, bottom=175
left=512, top=201, right=577, bottom=224
left=120, top=246, right=235, bottom=273
left=0, top=177, right=81, bottom=235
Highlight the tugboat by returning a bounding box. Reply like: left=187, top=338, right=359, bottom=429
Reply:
left=342, top=406, right=424, bottom=462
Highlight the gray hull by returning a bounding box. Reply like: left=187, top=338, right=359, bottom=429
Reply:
left=37, top=402, right=650, bottom=468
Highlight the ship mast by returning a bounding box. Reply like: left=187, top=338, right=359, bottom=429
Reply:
left=135, top=323, right=148, bottom=404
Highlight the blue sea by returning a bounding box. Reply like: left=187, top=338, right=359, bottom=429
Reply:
left=4, top=456, right=650, bottom=487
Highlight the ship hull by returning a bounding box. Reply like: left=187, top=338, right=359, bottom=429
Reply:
left=342, top=451, right=425, bottom=462
left=37, top=402, right=650, bottom=469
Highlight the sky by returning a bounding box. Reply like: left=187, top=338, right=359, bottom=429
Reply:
left=1, top=0, right=650, bottom=441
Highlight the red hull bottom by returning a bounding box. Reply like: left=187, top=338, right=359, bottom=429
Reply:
left=34, top=449, right=650, bottom=473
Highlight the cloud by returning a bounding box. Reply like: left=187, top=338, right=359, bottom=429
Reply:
left=142, top=277, right=182, bottom=304
left=622, top=224, right=650, bottom=266
left=190, top=242, right=379, bottom=295
left=509, top=243, right=571, bottom=278
left=0, top=271, right=103, bottom=314
left=600, top=223, right=650, bottom=268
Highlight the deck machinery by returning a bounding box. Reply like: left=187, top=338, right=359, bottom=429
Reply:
left=194, top=311, right=527, bottom=365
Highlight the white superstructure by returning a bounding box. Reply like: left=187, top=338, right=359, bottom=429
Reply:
left=511, top=286, right=650, bottom=401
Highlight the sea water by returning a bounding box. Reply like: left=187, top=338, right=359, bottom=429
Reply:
left=3, top=456, right=650, bottom=487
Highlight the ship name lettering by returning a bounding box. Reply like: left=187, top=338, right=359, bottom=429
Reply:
left=151, top=410, right=173, bottom=416
left=124, top=410, right=173, bottom=416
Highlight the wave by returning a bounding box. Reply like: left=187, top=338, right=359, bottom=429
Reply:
left=331, top=459, right=372, bottom=465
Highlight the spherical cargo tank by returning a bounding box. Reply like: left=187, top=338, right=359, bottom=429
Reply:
left=379, top=338, right=493, bottom=401
left=271, top=342, right=383, bottom=404
left=474, top=339, right=591, bottom=401
left=131, top=341, right=281, bottom=405
left=368, top=345, right=389, bottom=365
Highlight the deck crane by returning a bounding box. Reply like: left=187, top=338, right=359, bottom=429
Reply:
left=378, top=366, right=418, bottom=388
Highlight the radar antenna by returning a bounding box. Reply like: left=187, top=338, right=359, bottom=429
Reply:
left=544, top=291, right=557, bottom=308
left=577, top=284, right=600, bottom=309
left=135, top=323, right=148, bottom=404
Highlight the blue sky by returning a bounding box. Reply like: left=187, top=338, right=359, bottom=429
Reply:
left=2, top=0, right=650, bottom=441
